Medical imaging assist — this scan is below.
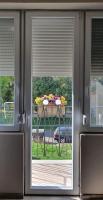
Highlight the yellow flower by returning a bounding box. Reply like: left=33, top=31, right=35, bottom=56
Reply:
left=64, top=100, right=67, bottom=105
left=35, top=97, right=43, bottom=105
left=60, top=96, right=67, bottom=105
left=61, top=96, right=65, bottom=101
left=34, top=94, right=67, bottom=105
left=48, top=94, right=54, bottom=100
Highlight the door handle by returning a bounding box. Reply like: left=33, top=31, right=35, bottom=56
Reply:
left=83, top=114, right=87, bottom=126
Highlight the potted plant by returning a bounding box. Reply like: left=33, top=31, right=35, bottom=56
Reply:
left=34, top=94, right=67, bottom=117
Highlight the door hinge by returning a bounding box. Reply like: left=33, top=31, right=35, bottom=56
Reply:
left=17, top=113, right=26, bottom=124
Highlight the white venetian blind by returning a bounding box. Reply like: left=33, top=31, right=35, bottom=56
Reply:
left=91, top=19, right=103, bottom=76
left=31, top=16, right=75, bottom=77
left=0, top=18, right=15, bottom=76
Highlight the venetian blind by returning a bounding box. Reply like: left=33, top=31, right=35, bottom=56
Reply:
left=91, top=19, right=103, bottom=76
left=31, top=17, right=75, bottom=77
left=0, top=18, right=15, bottom=76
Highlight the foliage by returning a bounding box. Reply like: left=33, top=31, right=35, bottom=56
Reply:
left=0, top=76, right=72, bottom=106
left=32, top=77, right=72, bottom=105
left=32, top=141, right=72, bottom=160
left=0, top=76, right=14, bottom=103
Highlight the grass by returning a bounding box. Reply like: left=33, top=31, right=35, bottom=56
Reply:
left=32, top=141, right=72, bottom=160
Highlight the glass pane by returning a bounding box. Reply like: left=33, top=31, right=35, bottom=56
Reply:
left=0, top=18, right=15, bottom=126
left=31, top=16, right=74, bottom=189
left=90, top=19, right=103, bottom=126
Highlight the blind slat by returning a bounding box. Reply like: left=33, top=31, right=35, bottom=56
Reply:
left=32, top=16, right=75, bottom=77
left=0, top=18, right=15, bottom=76
left=91, top=19, right=103, bottom=76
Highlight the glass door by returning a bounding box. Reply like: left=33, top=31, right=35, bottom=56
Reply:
left=25, top=11, right=81, bottom=195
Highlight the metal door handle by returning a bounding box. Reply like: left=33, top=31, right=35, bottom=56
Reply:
left=83, top=114, right=87, bottom=125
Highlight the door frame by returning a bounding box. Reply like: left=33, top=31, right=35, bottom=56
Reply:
left=24, top=10, right=82, bottom=195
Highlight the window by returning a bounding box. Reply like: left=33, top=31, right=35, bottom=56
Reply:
left=85, top=12, right=103, bottom=127
left=0, top=13, right=20, bottom=130
left=91, top=18, right=103, bottom=126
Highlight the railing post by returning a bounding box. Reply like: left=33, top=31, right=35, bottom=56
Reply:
left=58, top=105, right=61, bottom=157
left=43, top=105, right=46, bottom=156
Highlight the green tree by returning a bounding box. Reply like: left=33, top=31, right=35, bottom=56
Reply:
left=0, top=76, right=14, bottom=103
left=32, top=77, right=72, bottom=105
left=32, top=77, right=58, bottom=99
left=55, top=77, right=72, bottom=105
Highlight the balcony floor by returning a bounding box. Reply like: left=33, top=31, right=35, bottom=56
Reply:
left=32, top=160, right=72, bottom=188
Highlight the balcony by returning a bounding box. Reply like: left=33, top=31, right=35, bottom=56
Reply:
left=32, top=105, right=72, bottom=188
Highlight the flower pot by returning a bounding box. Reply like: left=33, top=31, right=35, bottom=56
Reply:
left=37, top=105, right=65, bottom=117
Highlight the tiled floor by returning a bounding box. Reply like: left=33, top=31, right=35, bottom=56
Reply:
left=32, top=160, right=72, bottom=188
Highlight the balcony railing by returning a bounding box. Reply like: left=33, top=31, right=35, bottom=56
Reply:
left=32, top=105, right=72, bottom=160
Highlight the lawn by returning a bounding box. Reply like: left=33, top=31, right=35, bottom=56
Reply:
left=32, top=141, right=72, bottom=160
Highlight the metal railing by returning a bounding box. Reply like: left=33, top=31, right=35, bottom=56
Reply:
left=32, top=105, right=72, bottom=160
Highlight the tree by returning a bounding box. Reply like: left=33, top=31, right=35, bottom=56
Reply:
left=32, top=77, right=72, bottom=105
left=0, top=76, right=14, bottom=103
